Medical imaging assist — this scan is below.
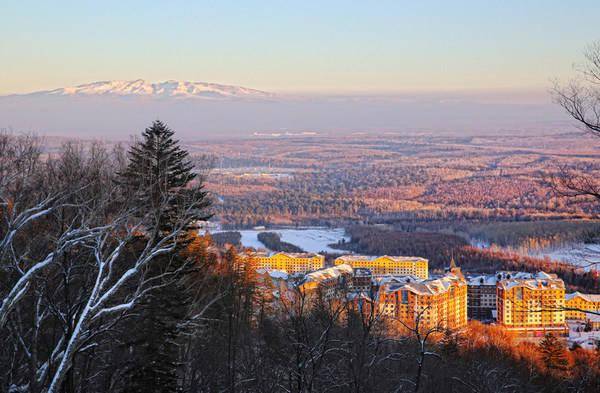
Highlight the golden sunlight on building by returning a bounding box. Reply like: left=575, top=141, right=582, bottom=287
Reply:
left=496, top=272, right=567, bottom=335
left=243, top=251, right=324, bottom=274
left=299, top=264, right=354, bottom=300
left=565, top=292, right=600, bottom=320
left=378, top=272, right=467, bottom=331
left=334, top=255, right=428, bottom=279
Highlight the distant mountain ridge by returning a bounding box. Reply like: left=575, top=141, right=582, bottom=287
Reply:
left=0, top=81, right=567, bottom=140
left=8, top=79, right=275, bottom=100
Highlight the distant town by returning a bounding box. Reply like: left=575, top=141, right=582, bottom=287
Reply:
left=223, top=249, right=600, bottom=348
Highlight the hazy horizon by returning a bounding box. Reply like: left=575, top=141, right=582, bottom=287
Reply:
left=0, top=85, right=573, bottom=140
left=2, top=1, right=597, bottom=138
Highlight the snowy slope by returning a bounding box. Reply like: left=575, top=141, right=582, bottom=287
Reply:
left=13, top=79, right=274, bottom=100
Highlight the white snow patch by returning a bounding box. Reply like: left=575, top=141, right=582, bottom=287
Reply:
left=238, top=230, right=269, bottom=250
left=530, top=243, right=600, bottom=271
left=472, top=239, right=600, bottom=272
left=276, top=228, right=349, bottom=253
left=214, top=227, right=350, bottom=254
left=567, top=320, right=600, bottom=350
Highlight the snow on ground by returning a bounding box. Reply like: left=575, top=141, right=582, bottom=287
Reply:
left=567, top=320, right=600, bottom=350
left=472, top=239, right=600, bottom=271
left=530, top=243, right=600, bottom=271
left=215, top=227, right=350, bottom=254
left=236, top=230, right=269, bottom=250
left=276, top=228, right=350, bottom=254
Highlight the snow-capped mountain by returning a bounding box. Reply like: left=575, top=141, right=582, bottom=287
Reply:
left=16, top=79, right=275, bottom=100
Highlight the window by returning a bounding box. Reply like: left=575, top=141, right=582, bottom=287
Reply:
left=516, top=287, right=523, bottom=301
left=401, top=291, right=409, bottom=304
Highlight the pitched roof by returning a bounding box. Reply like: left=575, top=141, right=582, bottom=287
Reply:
left=467, top=271, right=553, bottom=286
left=256, top=269, right=289, bottom=280
left=336, top=255, right=427, bottom=263
left=303, top=264, right=353, bottom=284
left=272, top=252, right=323, bottom=259
left=497, top=273, right=565, bottom=291
left=383, top=272, right=464, bottom=296
left=566, top=292, right=600, bottom=303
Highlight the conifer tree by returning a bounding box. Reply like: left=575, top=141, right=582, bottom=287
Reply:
left=118, top=120, right=211, bottom=393
left=118, top=119, right=211, bottom=236
left=440, top=329, right=460, bottom=358
left=539, top=333, right=568, bottom=372
left=121, top=267, right=185, bottom=393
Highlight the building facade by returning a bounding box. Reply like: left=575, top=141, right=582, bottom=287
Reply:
left=496, top=272, right=567, bottom=335
left=378, top=273, right=467, bottom=331
left=300, top=264, right=353, bottom=300
left=335, top=255, right=428, bottom=279
left=467, top=271, right=534, bottom=320
left=467, top=278, right=497, bottom=320
left=350, top=268, right=373, bottom=293
left=242, top=251, right=324, bottom=274
left=565, top=292, right=600, bottom=320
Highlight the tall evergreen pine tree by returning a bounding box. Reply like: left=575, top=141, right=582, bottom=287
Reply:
left=539, top=333, right=568, bottom=372
left=118, top=120, right=211, bottom=393
left=118, top=119, right=211, bottom=235
left=121, top=272, right=186, bottom=393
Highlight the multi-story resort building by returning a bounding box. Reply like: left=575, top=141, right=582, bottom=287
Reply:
left=241, top=251, right=324, bottom=274
left=350, top=268, right=374, bottom=293
left=254, top=269, right=293, bottom=313
left=467, top=275, right=497, bottom=320
left=565, top=292, right=600, bottom=320
left=299, top=264, right=353, bottom=300
left=378, top=272, right=467, bottom=331
left=334, top=255, right=429, bottom=279
left=467, top=271, right=534, bottom=320
left=496, top=272, right=567, bottom=335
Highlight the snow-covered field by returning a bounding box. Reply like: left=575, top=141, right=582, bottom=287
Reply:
left=472, top=239, right=600, bottom=271
left=567, top=321, right=600, bottom=350
left=215, top=227, right=350, bottom=254
left=529, top=243, right=600, bottom=271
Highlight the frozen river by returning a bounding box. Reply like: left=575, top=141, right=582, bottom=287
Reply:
left=214, top=227, right=350, bottom=254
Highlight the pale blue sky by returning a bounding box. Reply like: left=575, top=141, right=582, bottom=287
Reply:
left=2, top=1, right=599, bottom=94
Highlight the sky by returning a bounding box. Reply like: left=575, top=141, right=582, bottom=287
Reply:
left=1, top=1, right=599, bottom=95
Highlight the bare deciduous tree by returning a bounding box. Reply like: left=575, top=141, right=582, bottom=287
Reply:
left=554, top=41, right=600, bottom=137
left=392, top=307, right=443, bottom=393
left=551, top=41, right=600, bottom=203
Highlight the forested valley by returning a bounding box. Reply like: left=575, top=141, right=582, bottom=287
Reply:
left=2, top=122, right=600, bottom=393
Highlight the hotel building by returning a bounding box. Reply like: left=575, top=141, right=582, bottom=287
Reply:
left=496, top=272, right=567, bottom=335
left=467, top=271, right=534, bottom=320
left=334, top=255, right=429, bottom=279
left=565, top=292, right=600, bottom=320
left=378, top=272, right=467, bottom=331
left=299, top=264, right=353, bottom=300
left=351, top=268, right=374, bottom=293
left=241, top=251, right=324, bottom=274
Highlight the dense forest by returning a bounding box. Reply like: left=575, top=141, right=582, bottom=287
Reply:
left=257, top=232, right=304, bottom=253
left=200, top=133, right=600, bottom=228
left=451, top=220, right=600, bottom=249
left=211, top=231, right=242, bottom=248
left=377, top=219, right=600, bottom=249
